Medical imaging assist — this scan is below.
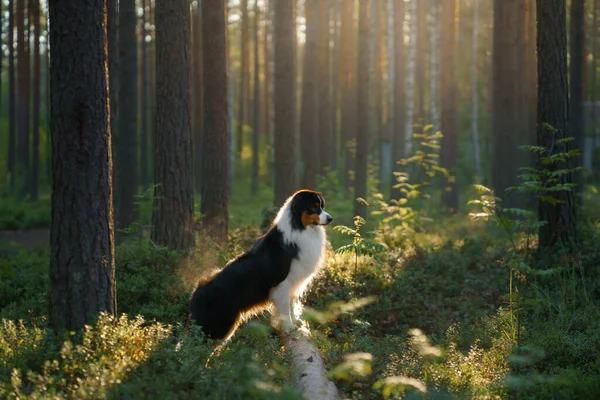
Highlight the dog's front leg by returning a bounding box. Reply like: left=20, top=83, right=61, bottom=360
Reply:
left=270, top=281, right=294, bottom=332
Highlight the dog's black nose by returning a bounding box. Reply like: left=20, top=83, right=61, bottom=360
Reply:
left=327, top=215, right=333, bottom=224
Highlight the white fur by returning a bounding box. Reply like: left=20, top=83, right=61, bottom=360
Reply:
left=270, top=195, right=327, bottom=331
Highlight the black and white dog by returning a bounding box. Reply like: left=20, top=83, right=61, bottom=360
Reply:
left=188, top=190, right=333, bottom=340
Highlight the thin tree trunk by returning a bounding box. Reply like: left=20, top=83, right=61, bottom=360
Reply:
left=355, top=0, right=370, bottom=218
left=339, top=0, right=356, bottom=191
left=318, top=0, right=332, bottom=176
left=263, top=0, right=272, bottom=184
left=570, top=0, right=584, bottom=205
left=140, top=0, right=149, bottom=190
left=107, top=0, right=118, bottom=201
left=331, top=1, right=339, bottom=170
left=117, top=0, right=138, bottom=232
left=536, top=0, right=576, bottom=250
left=17, top=0, right=30, bottom=197
left=251, top=0, right=261, bottom=194
left=391, top=0, right=404, bottom=198
left=429, top=0, right=440, bottom=135
left=405, top=0, right=416, bottom=156
left=193, top=2, right=203, bottom=193
left=592, top=0, right=598, bottom=172
left=8, top=0, right=16, bottom=190
left=237, top=0, right=249, bottom=156
left=415, top=0, right=426, bottom=122
left=300, top=0, right=320, bottom=189
left=201, top=0, right=230, bottom=244
left=273, top=0, right=298, bottom=206
left=472, top=0, right=481, bottom=180
left=31, top=0, right=41, bottom=200
left=48, top=0, right=116, bottom=332
left=151, top=0, right=195, bottom=251
left=440, top=0, right=458, bottom=210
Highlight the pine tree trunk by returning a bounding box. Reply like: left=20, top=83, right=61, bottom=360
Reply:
left=317, top=0, right=332, bottom=176
left=17, top=0, right=30, bottom=197
left=429, top=0, right=440, bottom=136
left=263, top=0, right=272, bottom=183
left=237, top=0, right=249, bottom=156
left=31, top=0, right=41, bottom=200
left=592, top=0, right=598, bottom=173
left=404, top=0, right=416, bottom=156
left=251, top=0, right=261, bottom=194
left=536, top=0, right=577, bottom=250
left=201, top=0, right=230, bottom=244
left=151, top=0, right=195, bottom=251
left=193, top=3, right=203, bottom=193
left=339, top=0, right=356, bottom=191
left=331, top=1, right=339, bottom=171
left=415, top=0, right=427, bottom=123
left=471, top=0, right=481, bottom=180
left=354, top=0, right=370, bottom=218
left=107, top=0, right=118, bottom=197
left=140, top=0, right=149, bottom=190
left=273, top=0, right=298, bottom=206
left=117, top=0, right=138, bottom=232
left=570, top=0, right=585, bottom=205
left=8, top=0, right=16, bottom=190
left=48, top=0, right=116, bottom=332
left=300, top=0, right=320, bottom=189
left=391, top=0, right=404, bottom=198
left=440, top=0, right=458, bottom=210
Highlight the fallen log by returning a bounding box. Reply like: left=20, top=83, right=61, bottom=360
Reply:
left=280, top=325, right=339, bottom=400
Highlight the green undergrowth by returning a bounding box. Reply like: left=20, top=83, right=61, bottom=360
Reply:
left=0, top=196, right=51, bottom=231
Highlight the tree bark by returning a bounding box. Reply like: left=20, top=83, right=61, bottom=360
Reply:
left=16, top=0, right=30, bottom=197
left=390, top=0, right=404, bottom=198
left=318, top=0, right=332, bottom=175
left=300, top=0, right=320, bottom=189
left=117, top=0, right=138, bottom=232
left=193, top=3, right=204, bottom=193
left=440, top=0, right=458, bottom=211
left=251, top=0, right=261, bottom=194
left=273, top=0, right=298, bottom=206
left=592, top=0, right=598, bottom=173
left=151, top=0, right=195, bottom=251
left=237, top=0, right=249, bottom=156
left=354, top=0, right=370, bottom=218
left=48, top=0, right=116, bottom=332
left=8, top=0, right=16, bottom=190
left=492, top=0, right=528, bottom=209
left=201, top=0, right=230, bottom=244
left=31, top=0, right=41, bottom=200
left=140, top=0, right=149, bottom=190
left=339, top=0, right=356, bottom=192
left=404, top=0, right=416, bottom=156
left=536, top=0, right=577, bottom=250
left=107, top=0, right=118, bottom=200
left=471, top=0, right=481, bottom=180
left=569, top=0, right=584, bottom=205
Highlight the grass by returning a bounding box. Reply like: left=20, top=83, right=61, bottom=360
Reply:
left=1, top=160, right=600, bottom=398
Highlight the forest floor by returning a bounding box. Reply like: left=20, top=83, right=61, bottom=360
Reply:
left=1, top=182, right=599, bottom=399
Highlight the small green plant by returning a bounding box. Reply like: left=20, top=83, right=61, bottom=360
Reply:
left=333, top=201, right=386, bottom=288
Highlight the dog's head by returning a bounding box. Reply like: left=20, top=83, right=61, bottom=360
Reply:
left=289, top=190, right=333, bottom=229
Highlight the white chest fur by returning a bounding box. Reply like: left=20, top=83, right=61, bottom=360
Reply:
left=287, top=226, right=326, bottom=292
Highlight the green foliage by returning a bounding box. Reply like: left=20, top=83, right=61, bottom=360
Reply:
left=0, top=196, right=50, bottom=230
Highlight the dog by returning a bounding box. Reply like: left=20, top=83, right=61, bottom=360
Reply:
left=188, top=189, right=333, bottom=340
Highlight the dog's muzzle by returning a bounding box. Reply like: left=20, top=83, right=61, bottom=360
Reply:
left=319, top=211, right=333, bottom=225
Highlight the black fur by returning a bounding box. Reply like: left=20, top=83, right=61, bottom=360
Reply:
left=189, top=226, right=299, bottom=339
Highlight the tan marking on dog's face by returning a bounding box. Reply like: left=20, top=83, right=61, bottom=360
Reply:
left=301, top=211, right=320, bottom=228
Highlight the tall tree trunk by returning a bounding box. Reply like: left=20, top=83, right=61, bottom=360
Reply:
left=251, top=0, right=261, bottom=194
left=140, top=0, right=149, bottom=190
left=31, top=0, right=40, bottom=200
left=354, top=0, right=370, bottom=218
left=8, top=0, right=16, bottom=190
left=201, top=0, right=229, bottom=244
left=592, top=0, right=598, bottom=173
left=331, top=1, right=339, bottom=170
left=429, top=0, right=440, bottom=135
left=17, top=0, right=30, bottom=197
left=415, top=0, right=427, bottom=122
left=570, top=0, right=584, bottom=205
left=192, top=3, right=203, bottom=193
left=318, top=0, right=332, bottom=176
left=492, top=0, right=528, bottom=209
left=471, top=0, right=481, bottom=180
left=237, top=0, right=249, bottom=156
left=273, top=0, right=298, bottom=206
left=117, top=0, right=138, bottom=232
left=525, top=0, right=537, bottom=170
left=536, top=0, right=576, bottom=250
left=405, top=0, right=417, bottom=156
left=151, top=0, right=195, bottom=251
left=300, top=0, right=320, bottom=189
left=263, top=0, right=272, bottom=185
left=440, top=0, right=458, bottom=210
left=48, top=0, right=116, bottom=332
left=391, top=0, right=404, bottom=198
left=339, top=0, right=356, bottom=191
left=107, top=0, right=118, bottom=198
left=371, top=0, right=383, bottom=191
